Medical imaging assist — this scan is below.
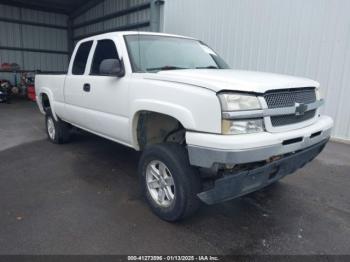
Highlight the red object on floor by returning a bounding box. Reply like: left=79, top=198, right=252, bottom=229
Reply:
left=27, top=84, right=36, bottom=101
left=1, top=63, right=11, bottom=71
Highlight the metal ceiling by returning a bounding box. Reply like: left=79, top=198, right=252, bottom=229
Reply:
left=0, top=0, right=96, bottom=14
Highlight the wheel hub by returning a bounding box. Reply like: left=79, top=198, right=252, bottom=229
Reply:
left=146, top=160, right=175, bottom=207
left=47, top=117, right=55, bottom=140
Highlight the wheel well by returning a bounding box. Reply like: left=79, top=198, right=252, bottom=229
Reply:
left=136, top=111, right=185, bottom=150
left=41, top=93, right=51, bottom=112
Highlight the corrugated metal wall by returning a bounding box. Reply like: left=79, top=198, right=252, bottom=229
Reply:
left=162, top=0, right=350, bottom=140
left=0, top=0, right=154, bottom=81
left=0, top=4, right=68, bottom=81
left=73, top=0, right=151, bottom=42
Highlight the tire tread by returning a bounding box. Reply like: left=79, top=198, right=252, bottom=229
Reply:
left=45, top=110, right=71, bottom=144
left=139, top=143, right=202, bottom=221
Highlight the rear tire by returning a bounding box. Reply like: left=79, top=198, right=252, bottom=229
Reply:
left=139, top=143, right=202, bottom=221
left=45, top=111, right=71, bottom=144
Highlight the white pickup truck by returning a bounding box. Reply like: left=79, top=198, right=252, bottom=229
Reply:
left=35, top=31, right=333, bottom=221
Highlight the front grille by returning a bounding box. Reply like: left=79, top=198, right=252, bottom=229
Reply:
left=264, top=87, right=317, bottom=127
left=271, top=110, right=316, bottom=127
left=264, top=87, right=316, bottom=109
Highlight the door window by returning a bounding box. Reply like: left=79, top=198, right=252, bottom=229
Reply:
left=72, top=41, right=93, bottom=75
left=90, top=39, right=119, bottom=75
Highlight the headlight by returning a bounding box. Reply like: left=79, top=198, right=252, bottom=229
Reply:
left=218, top=93, right=261, bottom=111
left=222, top=119, right=264, bottom=135
left=218, top=93, right=264, bottom=134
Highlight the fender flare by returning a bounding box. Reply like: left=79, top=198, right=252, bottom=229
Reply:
left=130, top=99, right=196, bottom=150
left=38, top=88, right=58, bottom=121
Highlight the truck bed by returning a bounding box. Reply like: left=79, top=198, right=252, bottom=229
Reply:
left=35, top=74, right=67, bottom=106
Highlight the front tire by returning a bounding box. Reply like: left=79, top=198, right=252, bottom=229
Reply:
left=139, top=143, right=202, bottom=221
left=45, top=111, right=71, bottom=144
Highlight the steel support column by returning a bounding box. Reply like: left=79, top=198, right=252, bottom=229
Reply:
left=67, top=18, right=74, bottom=56
left=150, top=0, right=164, bottom=32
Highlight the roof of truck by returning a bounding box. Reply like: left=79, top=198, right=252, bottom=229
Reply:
left=78, top=31, right=196, bottom=43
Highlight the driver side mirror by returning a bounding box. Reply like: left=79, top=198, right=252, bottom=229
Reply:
left=99, top=59, right=125, bottom=77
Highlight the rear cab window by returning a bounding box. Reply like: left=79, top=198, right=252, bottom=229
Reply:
left=72, top=41, right=93, bottom=75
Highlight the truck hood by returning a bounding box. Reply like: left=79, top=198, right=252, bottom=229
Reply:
left=143, top=69, right=319, bottom=93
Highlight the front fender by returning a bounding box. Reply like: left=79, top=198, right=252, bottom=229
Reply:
left=130, top=99, right=196, bottom=149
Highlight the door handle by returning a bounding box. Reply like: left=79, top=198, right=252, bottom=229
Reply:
left=83, top=83, right=91, bottom=92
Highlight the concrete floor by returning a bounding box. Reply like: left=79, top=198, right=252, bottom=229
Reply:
left=0, top=99, right=350, bottom=255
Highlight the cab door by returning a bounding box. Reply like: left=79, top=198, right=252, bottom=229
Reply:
left=63, top=40, right=95, bottom=128
left=80, top=38, right=130, bottom=144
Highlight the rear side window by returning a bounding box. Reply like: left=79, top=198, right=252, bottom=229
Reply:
left=90, top=39, right=119, bottom=75
left=72, top=41, right=93, bottom=75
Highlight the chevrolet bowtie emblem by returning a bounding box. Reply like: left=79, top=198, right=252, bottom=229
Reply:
left=295, top=102, right=308, bottom=116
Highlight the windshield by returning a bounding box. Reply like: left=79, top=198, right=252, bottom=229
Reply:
left=124, top=34, right=230, bottom=73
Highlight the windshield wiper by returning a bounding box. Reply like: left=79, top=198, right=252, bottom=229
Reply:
left=196, top=66, right=219, bottom=69
left=146, top=66, right=189, bottom=71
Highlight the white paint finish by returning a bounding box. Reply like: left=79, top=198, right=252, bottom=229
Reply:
left=35, top=32, right=223, bottom=148
left=79, top=72, right=130, bottom=141
left=129, top=74, right=222, bottom=135
left=69, top=36, right=131, bottom=143
left=162, top=0, right=350, bottom=140
left=145, top=69, right=319, bottom=93
left=35, top=32, right=332, bottom=152
left=187, top=116, right=333, bottom=150
left=35, top=74, right=66, bottom=121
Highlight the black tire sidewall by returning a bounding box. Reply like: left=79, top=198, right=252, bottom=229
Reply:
left=45, top=113, right=58, bottom=143
left=45, top=111, right=70, bottom=144
left=139, top=143, right=200, bottom=221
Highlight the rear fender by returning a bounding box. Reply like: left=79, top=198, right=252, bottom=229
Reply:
left=38, top=88, right=58, bottom=121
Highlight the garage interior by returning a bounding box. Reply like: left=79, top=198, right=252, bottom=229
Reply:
left=0, top=0, right=350, bottom=256
left=0, top=0, right=156, bottom=82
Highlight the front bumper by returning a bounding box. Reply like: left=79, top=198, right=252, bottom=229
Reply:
left=197, top=138, right=329, bottom=204
left=187, top=116, right=333, bottom=168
